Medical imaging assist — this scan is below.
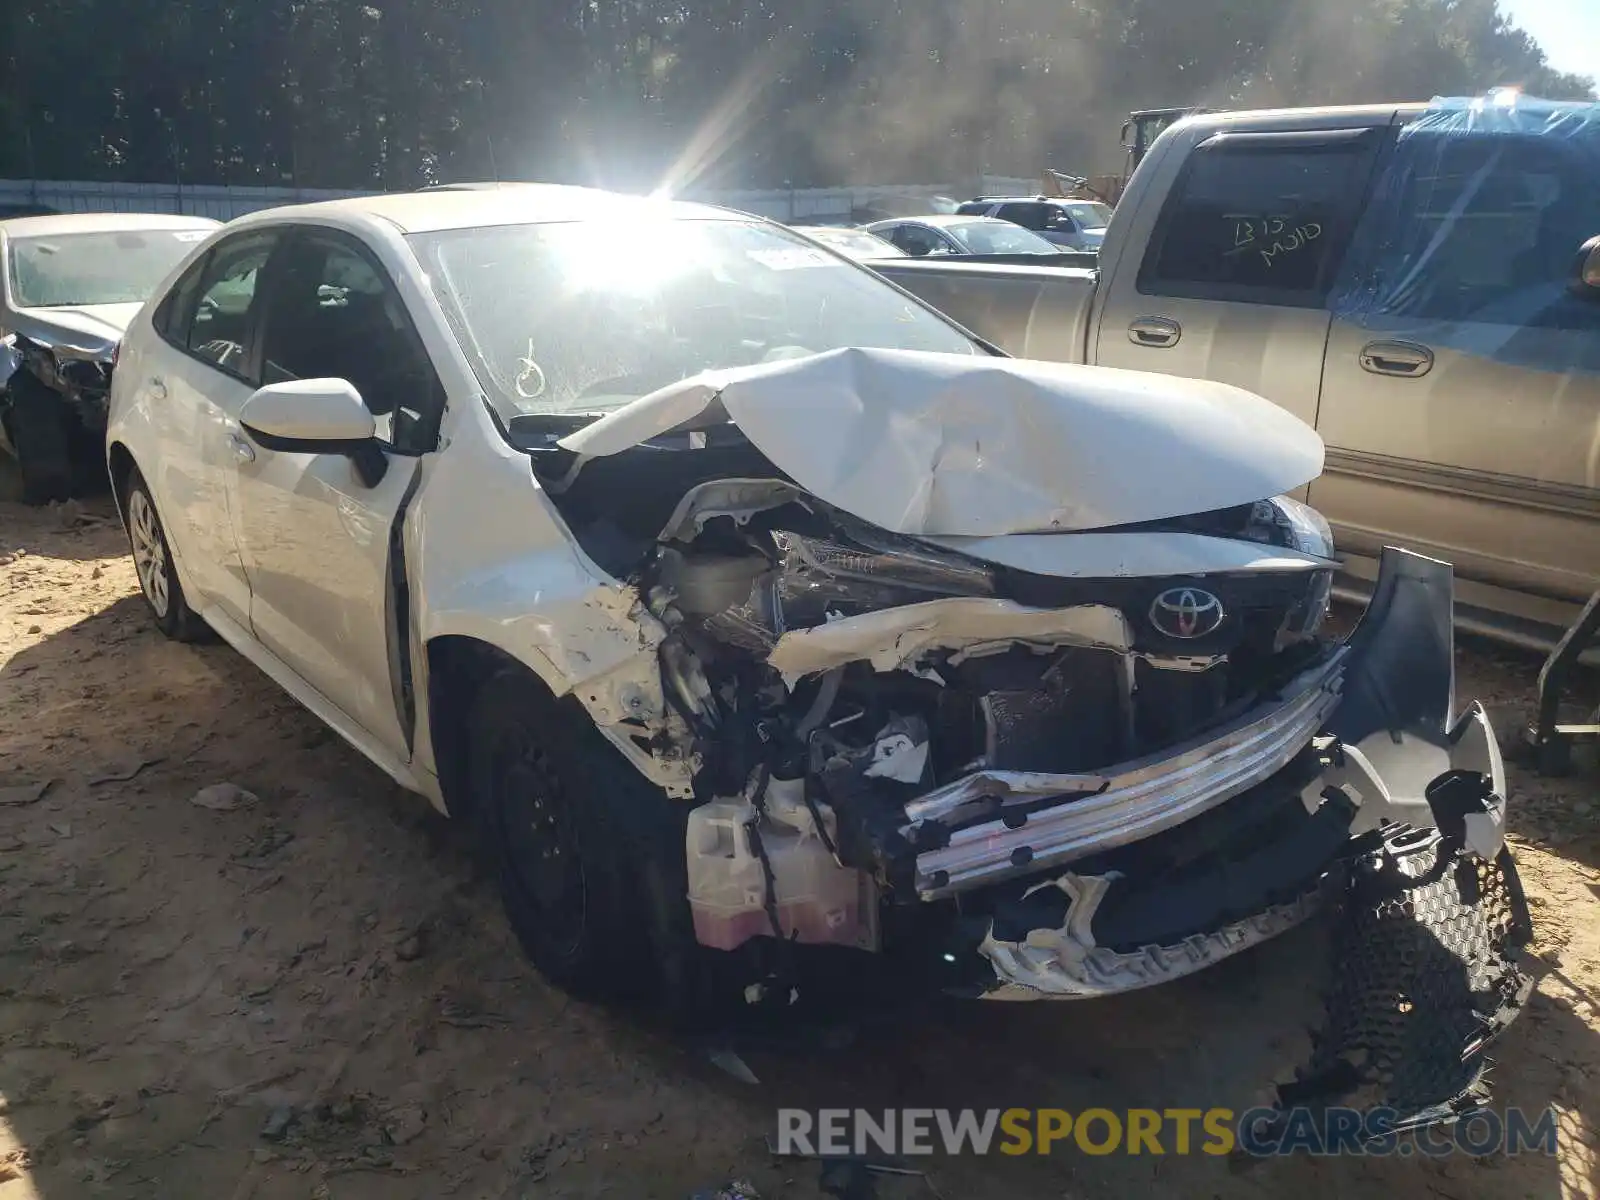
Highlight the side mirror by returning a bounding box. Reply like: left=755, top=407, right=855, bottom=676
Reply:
left=239, top=379, right=387, bottom=486
left=1573, top=236, right=1600, bottom=297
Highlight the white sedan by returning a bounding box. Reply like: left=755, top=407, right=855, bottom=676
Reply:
left=106, top=187, right=1524, bottom=1073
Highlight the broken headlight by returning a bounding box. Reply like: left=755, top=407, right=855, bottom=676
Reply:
left=1253, top=495, right=1336, bottom=559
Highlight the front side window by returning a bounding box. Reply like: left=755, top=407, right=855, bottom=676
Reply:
left=257, top=233, right=442, bottom=452
left=185, top=232, right=278, bottom=376
left=1139, top=132, right=1381, bottom=305
left=945, top=221, right=1059, bottom=256
left=892, top=224, right=947, bottom=257
left=7, top=227, right=211, bottom=309
left=410, top=216, right=980, bottom=431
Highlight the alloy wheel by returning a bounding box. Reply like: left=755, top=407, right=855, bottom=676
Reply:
left=127, top=489, right=171, bottom=618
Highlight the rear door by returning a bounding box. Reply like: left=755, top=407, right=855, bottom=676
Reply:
left=139, top=229, right=282, bottom=627
left=1314, top=129, right=1600, bottom=615
left=1094, top=124, right=1388, bottom=429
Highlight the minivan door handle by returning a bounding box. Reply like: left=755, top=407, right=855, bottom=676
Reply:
left=1359, top=340, right=1434, bottom=378
left=1128, top=316, right=1181, bottom=348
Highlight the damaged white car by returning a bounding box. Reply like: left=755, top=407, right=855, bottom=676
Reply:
left=107, top=188, right=1530, bottom=1125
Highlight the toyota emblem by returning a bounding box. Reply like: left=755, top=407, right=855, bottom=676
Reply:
left=1149, top=587, right=1225, bottom=639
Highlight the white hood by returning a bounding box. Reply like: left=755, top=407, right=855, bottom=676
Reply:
left=559, top=347, right=1325, bottom=537
left=14, top=302, right=144, bottom=351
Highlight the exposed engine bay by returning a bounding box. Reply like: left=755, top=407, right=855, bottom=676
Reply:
left=514, top=347, right=1531, bottom=1129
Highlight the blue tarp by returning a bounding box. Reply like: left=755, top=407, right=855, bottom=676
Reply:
left=1330, top=89, right=1600, bottom=374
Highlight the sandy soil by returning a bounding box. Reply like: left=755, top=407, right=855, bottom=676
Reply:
left=4, top=483, right=1600, bottom=1200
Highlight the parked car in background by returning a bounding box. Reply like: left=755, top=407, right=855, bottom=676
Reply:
left=1, top=212, right=220, bottom=502
left=877, top=92, right=1600, bottom=655
left=104, top=187, right=1526, bottom=1129
left=792, top=223, right=906, bottom=262
left=865, top=215, right=1075, bottom=263
left=956, top=196, right=1112, bottom=252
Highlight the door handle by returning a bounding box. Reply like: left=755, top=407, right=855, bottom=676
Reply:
left=1359, top=340, right=1434, bottom=378
left=1128, top=316, right=1181, bottom=348
left=229, top=433, right=256, bottom=463
left=148, top=377, right=167, bottom=401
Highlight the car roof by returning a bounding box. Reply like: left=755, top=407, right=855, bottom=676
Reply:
left=229, top=184, right=742, bottom=236
left=879, top=214, right=1013, bottom=229
left=0, top=212, right=221, bottom=238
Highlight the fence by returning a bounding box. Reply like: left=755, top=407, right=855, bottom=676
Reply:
left=0, top=175, right=1043, bottom=224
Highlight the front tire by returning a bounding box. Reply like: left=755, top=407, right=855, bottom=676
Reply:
left=8, top=373, right=73, bottom=506
left=123, top=469, right=209, bottom=642
left=466, top=669, right=711, bottom=1019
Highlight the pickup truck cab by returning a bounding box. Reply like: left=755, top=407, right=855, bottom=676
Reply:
left=879, top=93, right=1600, bottom=653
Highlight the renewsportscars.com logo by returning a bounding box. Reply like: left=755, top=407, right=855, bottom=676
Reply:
left=775, top=1107, right=1560, bottom=1158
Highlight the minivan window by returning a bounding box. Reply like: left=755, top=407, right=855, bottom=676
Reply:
left=1139, top=136, right=1380, bottom=305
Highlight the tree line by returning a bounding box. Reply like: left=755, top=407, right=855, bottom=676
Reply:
left=2, top=0, right=1593, bottom=193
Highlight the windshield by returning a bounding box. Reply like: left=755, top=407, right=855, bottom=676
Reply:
left=1062, top=202, right=1113, bottom=229
left=412, top=217, right=980, bottom=421
left=802, top=227, right=903, bottom=259
left=7, top=228, right=210, bottom=308
left=945, top=221, right=1060, bottom=255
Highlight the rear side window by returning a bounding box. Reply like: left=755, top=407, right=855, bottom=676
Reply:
left=1138, top=130, right=1383, bottom=306
left=996, top=202, right=1049, bottom=229
left=1338, top=134, right=1598, bottom=331
left=955, top=202, right=991, bottom=216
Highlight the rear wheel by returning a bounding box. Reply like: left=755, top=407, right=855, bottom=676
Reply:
left=8, top=373, right=73, bottom=506
left=466, top=669, right=714, bottom=1021
left=123, top=469, right=209, bottom=642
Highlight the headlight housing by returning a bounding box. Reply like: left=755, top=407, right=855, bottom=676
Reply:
left=1251, top=495, right=1335, bottom=559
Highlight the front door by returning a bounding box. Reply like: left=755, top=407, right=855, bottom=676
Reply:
left=1094, top=123, right=1389, bottom=431
left=227, top=227, right=446, bottom=757
left=1314, top=127, right=1600, bottom=612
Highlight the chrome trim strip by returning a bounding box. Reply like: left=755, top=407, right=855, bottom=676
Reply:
left=911, top=653, right=1346, bottom=899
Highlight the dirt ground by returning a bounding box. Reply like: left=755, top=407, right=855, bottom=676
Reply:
left=4, top=484, right=1600, bottom=1200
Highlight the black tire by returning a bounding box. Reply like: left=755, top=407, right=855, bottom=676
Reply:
left=122, top=468, right=210, bottom=642
left=7, top=372, right=73, bottom=506
left=467, top=669, right=715, bottom=1020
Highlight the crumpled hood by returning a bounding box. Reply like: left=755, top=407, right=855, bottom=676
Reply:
left=559, top=347, right=1325, bottom=537
left=12, top=302, right=143, bottom=353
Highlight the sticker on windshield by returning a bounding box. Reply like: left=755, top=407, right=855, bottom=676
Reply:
left=748, top=247, right=838, bottom=271
left=172, top=230, right=211, bottom=242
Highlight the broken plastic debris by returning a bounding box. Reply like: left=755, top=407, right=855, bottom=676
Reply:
left=707, top=1046, right=760, bottom=1085
left=689, top=1180, right=761, bottom=1200
left=190, top=783, right=259, bottom=812
left=863, top=719, right=930, bottom=784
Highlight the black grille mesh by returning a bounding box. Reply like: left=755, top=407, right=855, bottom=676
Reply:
left=1278, top=828, right=1534, bottom=1130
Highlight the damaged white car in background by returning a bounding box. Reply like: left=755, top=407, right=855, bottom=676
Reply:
left=106, top=189, right=1531, bottom=1134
